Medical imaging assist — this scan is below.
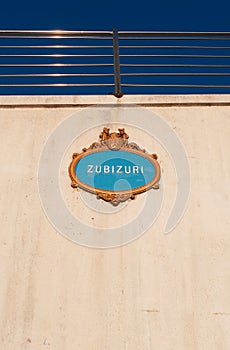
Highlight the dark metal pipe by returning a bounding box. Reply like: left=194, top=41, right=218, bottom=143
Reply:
left=112, top=28, right=123, bottom=98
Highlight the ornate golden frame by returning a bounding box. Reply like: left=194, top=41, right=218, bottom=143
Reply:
left=69, top=128, right=161, bottom=206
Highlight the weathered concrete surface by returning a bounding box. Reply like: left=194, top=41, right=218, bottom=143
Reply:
left=0, top=95, right=230, bottom=349
left=0, top=94, right=230, bottom=107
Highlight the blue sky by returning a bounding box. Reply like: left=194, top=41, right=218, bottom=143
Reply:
left=0, top=0, right=229, bottom=31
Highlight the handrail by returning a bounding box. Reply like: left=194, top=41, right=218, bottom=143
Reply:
left=0, top=29, right=230, bottom=96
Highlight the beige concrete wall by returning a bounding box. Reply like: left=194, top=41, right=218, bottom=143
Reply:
left=0, top=95, right=230, bottom=349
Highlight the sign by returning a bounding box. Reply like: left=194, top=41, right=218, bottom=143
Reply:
left=69, top=128, right=160, bottom=205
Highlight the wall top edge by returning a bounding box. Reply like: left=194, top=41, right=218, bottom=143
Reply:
left=0, top=94, right=230, bottom=107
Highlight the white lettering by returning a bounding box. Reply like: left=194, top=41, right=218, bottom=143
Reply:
left=133, top=166, right=139, bottom=174
left=124, top=166, right=131, bottom=174
left=116, top=165, right=123, bottom=174
left=87, top=164, right=94, bottom=173
left=86, top=164, right=145, bottom=174
left=104, top=165, right=110, bottom=173
left=95, top=166, right=101, bottom=174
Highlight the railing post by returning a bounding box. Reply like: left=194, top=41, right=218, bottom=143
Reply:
left=112, top=28, right=123, bottom=98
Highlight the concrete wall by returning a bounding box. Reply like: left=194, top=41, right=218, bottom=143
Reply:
left=0, top=95, right=230, bottom=349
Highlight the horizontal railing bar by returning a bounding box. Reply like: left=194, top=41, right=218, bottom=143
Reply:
left=0, top=37, right=114, bottom=41
left=1, top=54, right=230, bottom=59
left=119, top=37, right=230, bottom=41
left=120, top=64, right=230, bottom=68
left=118, top=31, right=230, bottom=36
left=1, top=38, right=230, bottom=42
left=120, top=54, right=230, bottom=58
left=1, top=63, right=229, bottom=68
left=0, top=73, right=114, bottom=77
left=0, top=35, right=230, bottom=41
left=0, top=45, right=113, bottom=49
left=1, top=73, right=230, bottom=78
left=119, top=45, right=230, bottom=49
left=0, top=63, right=113, bottom=67
left=0, top=30, right=230, bottom=37
left=0, top=54, right=113, bottom=57
left=1, top=36, right=230, bottom=41
left=122, top=73, right=230, bottom=76
left=1, top=83, right=229, bottom=88
left=122, top=84, right=230, bottom=88
left=0, top=45, right=230, bottom=50
left=0, top=30, right=229, bottom=37
left=0, top=30, right=113, bottom=37
left=0, top=83, right=114, bottom=87
left=0, top=36, right=113, bottom=40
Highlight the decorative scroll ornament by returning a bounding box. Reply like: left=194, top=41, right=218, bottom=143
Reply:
left=69, top=128, right=161, bottom=206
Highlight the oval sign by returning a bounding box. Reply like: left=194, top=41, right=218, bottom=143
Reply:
left=69, top=128, right=160, bottom=205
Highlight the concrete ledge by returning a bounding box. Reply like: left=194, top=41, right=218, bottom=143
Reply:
left=0, top=94, right=230, bottom=108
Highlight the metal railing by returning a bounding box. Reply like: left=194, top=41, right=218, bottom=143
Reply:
left=1, top=29, right=230, bottom=96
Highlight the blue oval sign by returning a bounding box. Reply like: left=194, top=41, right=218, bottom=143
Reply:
left=75, top=150, right=156, bottom=191
left=69, top=128, right=161, bottom=205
